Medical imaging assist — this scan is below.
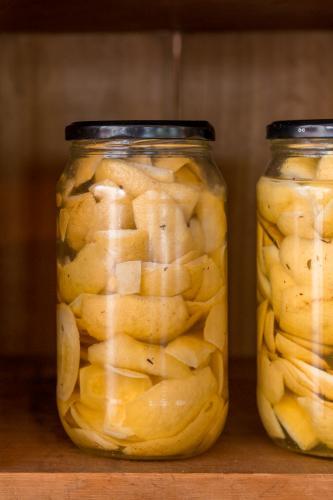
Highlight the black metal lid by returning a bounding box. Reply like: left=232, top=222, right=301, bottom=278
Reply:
left=65, top=120, right=215, bottom=141
left=267, top=119, right=333, bottom=139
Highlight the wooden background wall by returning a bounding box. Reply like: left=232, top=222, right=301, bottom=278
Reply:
left=1, top=31, right=333, bottom=358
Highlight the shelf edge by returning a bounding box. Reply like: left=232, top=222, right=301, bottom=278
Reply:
left=1, top=472, right=333, bottom=499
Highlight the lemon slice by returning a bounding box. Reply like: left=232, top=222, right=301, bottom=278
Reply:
left=57, top=390, right=79, bottom=418
left=318, top=199, right=333, bottom=239
left=123, top=366, right=217, bottom=440
left=204, top=302, right=227, bottom=351
left=209, top=244, right=227, bottom=284
left=165, top=333, right=216, bottom=368
left=72, top=155, right=102, bottom=187
left=257, top=177, right=295, bottom=224
left=189, top=217, right=205, bottom=253
left=258, top=348, right=284, bottom=405
left=257, top=263, right=271, bottom=301
left=257, top=222, right=266, bottom=275
left=163, top=183, right=199, bottom=221
left=195, top=190, right=226, bottom=253
left=279, top=286, right=333, bottom=344
left=183, top=255, right=208, bottom=300
left=195, top=399, right=228, bottom=455
left=317, top=155, right=333, bottom=180
left=58, top=208, right=70, bottom=241
left=258, top=215, right=284, bottom=248
left=131, top=161, right=174, bottom=183
left=79, top=364, right=152, bottom=411
left=292, top=359, right=333, bottom=400
left=175, top=165, right=203, bottom=185
left=141, top=262, right=190, bottom=297
left=257, top=299, right=268, bottom=351
left=57, top=240, right=107, bottom=303
left=282, top=332, right=333, bottom=356
left=280, top=235, right=333, bottom=290
left=123, top=395, right=223, bottom=457
left=74, top=293, right=189, bottom=343
left=275, top=332, right=328, bottom=370
left=274, top=395, right=319, bottom=451
left=133, top=190, right=194, bottom=263
left=280, top=157, right=317, bottom=180
left=277, top=199, right=315, bottom=239
left=96, top=158, right=157, bottom=196
left=269, top=263, right=295, bottom=319
left=64, top=193, right=96, bottom=251
left=263, top=308, right=276, bottom=353
left=57, top=303, right=80, bottom=401
left=274, top=358, right=315, bottom=397
left=61, top=418, right=119, bottom=451
left=88, top=333, right=191, bottom=379
left=195, top=258, right=222, bottom=302
left=153, top=157, right=190, bottom=172
left=186, top=286, right=226, bottom=317
left=115, top=261, right=142, bottom=295
left=70, top=401, right=134, bottom=440
left=173, top=249, right=201, bottom=265
left=95, top=158, right=199, bottom=220
left=262, top=245, right=280, bottom=275
left=210, top=349, right=224, bottom=396
left=299, top=396, right=333, bottom=448
left=131, top=155, right=153, bottom=166
left=257, top=390, right=284, bottom=439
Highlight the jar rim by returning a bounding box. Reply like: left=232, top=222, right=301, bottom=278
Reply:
left=65, top=120, right=215, bottom=142
left=267, top=120, right=333, bottom=139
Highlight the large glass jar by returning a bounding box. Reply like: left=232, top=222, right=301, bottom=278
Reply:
left=257, top=119, right=333, bottom=457
left=56, top=121, right=228, bottom=459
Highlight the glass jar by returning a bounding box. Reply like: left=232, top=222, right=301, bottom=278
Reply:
left=56, top=120, right=228, bottom=459
left=257, top=119, right=333, bottom=457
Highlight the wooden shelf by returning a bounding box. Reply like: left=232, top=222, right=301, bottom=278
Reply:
left=1, top=0, right=333, bottom=31
left=1, top=359, right=333, bottom=498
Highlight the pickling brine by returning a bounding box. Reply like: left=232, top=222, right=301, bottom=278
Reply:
left=257, top=119, right=333, bottom=457
left=56, top=121, right=228, bottom=459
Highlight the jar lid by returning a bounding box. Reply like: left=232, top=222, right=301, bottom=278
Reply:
left=65, top=120, right=215, bottom=141
left=267, top=119, right=333, bottom=139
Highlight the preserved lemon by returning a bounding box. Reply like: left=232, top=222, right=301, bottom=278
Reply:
left=257, top=119, right=333, bottom=457
left=57, top=304, right=80, bottom=401
left=57, top=121, right=228, bottom=459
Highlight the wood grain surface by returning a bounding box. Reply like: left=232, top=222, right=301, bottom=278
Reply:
left=2, top=474, right=333, bottom=500
left=1, top=0, right=333, bottom=31
left=1, top=32, right=333, bottom=358
left=1, top=359, right=333, bottom=499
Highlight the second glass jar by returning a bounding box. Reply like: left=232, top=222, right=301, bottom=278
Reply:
left=56, top=121, right=228, bottom=459
left=257, top=119, right=333, bottom=457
